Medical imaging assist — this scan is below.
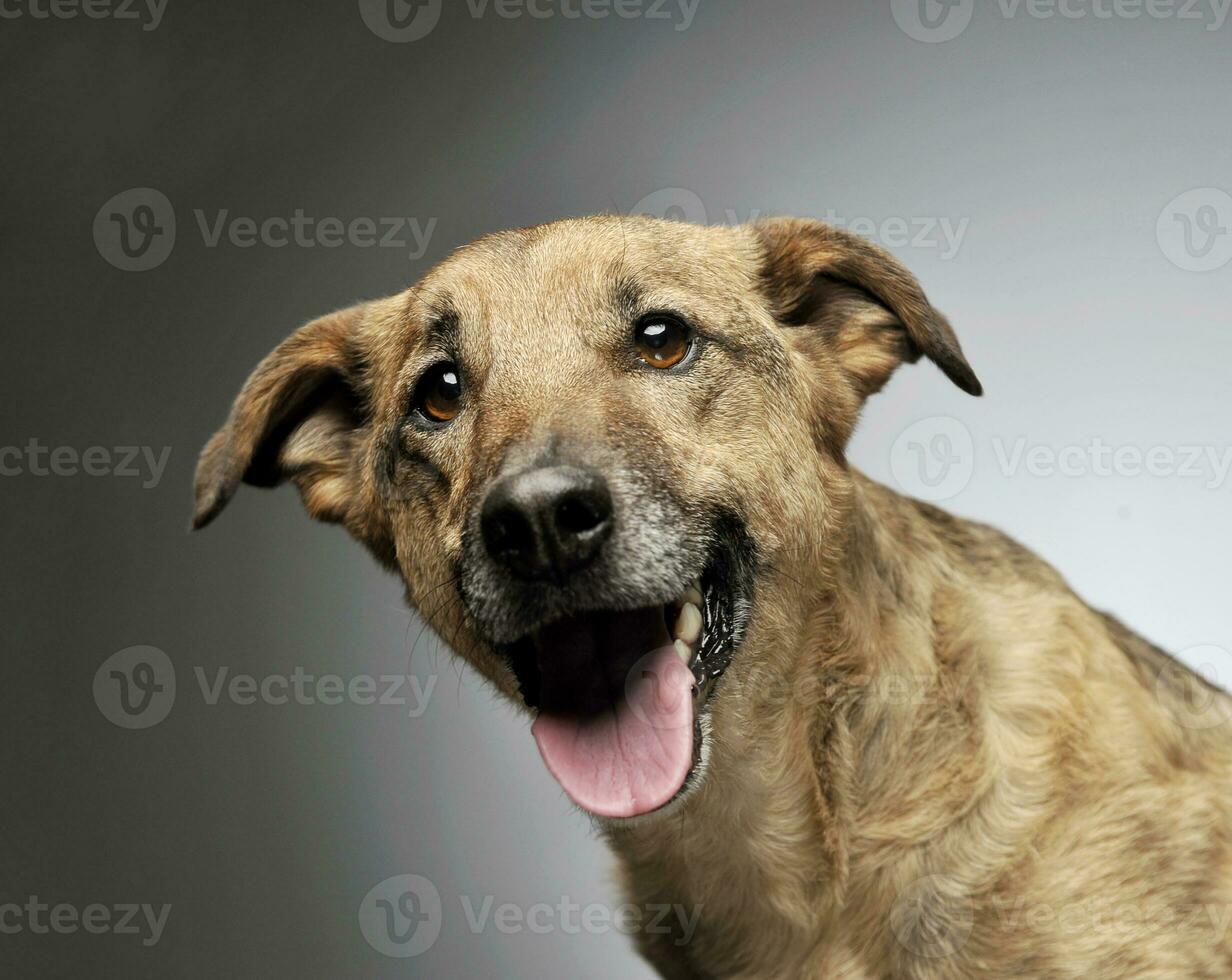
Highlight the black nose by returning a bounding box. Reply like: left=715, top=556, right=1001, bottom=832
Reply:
left=480, top=465, right=614, bottom=582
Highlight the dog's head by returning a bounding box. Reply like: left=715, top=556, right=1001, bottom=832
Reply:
left=194, top=216, right=980, bottom=820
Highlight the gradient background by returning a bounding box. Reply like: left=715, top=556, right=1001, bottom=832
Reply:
left=2, top=0, right=1230, bottom=975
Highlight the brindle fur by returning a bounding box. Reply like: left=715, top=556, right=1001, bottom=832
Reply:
left=195, top=216, right=1232, bottom=979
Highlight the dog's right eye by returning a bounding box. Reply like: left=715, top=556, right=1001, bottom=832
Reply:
left=412, top=362, right=463, bottom=425
left=634, top=314, right=693, bottom=370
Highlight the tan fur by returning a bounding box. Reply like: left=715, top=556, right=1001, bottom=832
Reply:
left=194, top=215, right=1232, bottom=978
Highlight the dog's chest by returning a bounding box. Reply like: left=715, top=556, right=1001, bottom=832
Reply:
left=610, top=778, right=836, bottom=975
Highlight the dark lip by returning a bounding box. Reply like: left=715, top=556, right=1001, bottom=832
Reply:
left=461, top=555, right=700, bottom=647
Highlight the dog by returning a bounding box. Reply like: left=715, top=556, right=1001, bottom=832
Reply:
left=194, top=215, right=1232, bottom=978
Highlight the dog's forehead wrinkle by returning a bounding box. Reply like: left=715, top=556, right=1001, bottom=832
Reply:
left=422, top=217, right=763, bottom=343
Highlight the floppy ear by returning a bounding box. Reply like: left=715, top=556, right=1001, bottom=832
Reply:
left=192, top=303, right=373, bottom=531
left=754, top=216, right=982, bottom=401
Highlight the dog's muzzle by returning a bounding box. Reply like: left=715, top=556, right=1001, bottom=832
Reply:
left=460, top=459, right=756, bottom=819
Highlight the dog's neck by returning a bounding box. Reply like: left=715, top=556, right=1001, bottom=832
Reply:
left=603, top=471, right=1003, bottom=971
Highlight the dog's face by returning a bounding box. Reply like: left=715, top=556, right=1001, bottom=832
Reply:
left=194, top=216, right=979, bottom=820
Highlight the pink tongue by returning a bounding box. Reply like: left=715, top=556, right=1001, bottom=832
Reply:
left=532, top=644, right=695, bottom=819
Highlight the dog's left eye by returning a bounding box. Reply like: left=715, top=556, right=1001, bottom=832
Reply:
left=634, top=315, right=693, bottom=370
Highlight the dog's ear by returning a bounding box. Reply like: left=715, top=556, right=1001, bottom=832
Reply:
left=754, top=216, right=982, bottom=400
left=192, top=303, right=374, bottom=531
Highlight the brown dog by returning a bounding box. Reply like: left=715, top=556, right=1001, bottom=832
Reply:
left=194, top=216, right=1232, bottom=978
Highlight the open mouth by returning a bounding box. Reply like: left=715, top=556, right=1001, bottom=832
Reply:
left=503, top=553, right=749, bottom=820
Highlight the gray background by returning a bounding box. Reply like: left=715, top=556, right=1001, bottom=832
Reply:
left=2, top=0, right=1230, bottom=976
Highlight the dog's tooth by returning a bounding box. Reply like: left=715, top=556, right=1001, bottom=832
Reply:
left=675, top=603, right=702, bottom=645
left=674, top=639, right=692, bottom=665
left=683, top=584, right=703, bottom=607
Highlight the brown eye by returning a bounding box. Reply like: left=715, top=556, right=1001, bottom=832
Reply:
left=635, top=315, right=693, bottom=369
left=413, top=362, right=463, bottom=424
